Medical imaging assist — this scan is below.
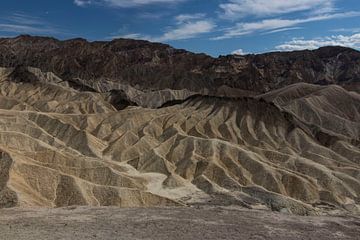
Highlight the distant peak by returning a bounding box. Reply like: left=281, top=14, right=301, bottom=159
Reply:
left=13, top=34, right=58, bottom=42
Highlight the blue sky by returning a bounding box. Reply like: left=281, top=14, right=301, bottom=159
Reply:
left=0, top=0, right=360, bottom=56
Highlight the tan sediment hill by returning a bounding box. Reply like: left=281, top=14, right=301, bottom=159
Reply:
left=258, top=83, right=360, bottom=140
left=0, top=66, right=359, bottom=215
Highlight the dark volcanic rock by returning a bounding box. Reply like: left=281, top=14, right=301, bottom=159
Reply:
left=0, top=35, right=359, bottom=94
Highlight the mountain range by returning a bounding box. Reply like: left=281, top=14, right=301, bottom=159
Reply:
left=0, top=35, right=359, bottom=216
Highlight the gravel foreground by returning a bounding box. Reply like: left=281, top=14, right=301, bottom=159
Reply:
left=0, top=206, right=359, bottom=240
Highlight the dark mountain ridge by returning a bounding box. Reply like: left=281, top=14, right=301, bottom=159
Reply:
left=0, top=35, right=359, bottom=95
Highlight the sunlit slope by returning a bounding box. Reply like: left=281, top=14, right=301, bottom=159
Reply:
left=0, top=68, right=359, bottom=215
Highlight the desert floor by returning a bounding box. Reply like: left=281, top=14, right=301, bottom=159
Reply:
left=0, top=206, right=359, bottom=240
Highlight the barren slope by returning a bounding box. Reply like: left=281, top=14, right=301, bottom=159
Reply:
left=0, top=67, right=358, bottom=215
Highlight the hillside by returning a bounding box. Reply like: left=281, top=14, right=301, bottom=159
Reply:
left=0, top=61, right=358, bottom=215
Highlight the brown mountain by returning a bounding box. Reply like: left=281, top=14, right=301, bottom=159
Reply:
left=0, top=36, right=359, bottom=216
left=0, top=35, right=359, bottom=97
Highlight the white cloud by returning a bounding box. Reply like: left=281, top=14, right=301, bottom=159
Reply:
left=7, top=13, right=44, bottom=25
left=232, top=48, right=247, bottom=55
left=175, top=13, right=206, bottom=23
left=153, top=20, right=215, bottom=41
left=0, top=24, right=50, bottom=33
left=264, top=27, right=302, bottom=34
left=275, top=33, right=360, bottom=51
left=0, top=13, right=60, bottom=34
left=213, top=11, right=360, bottom=40
left=120, top=33, right=145, bottom=39
left=330, top=27, right=360, bottom=33
left=74, top=0, right=186, bottom=7
left=115, top=13, right=215, bottom=42
left=220, top=0, right=334, bottom=19
left=117, top=20, right=215, bottom=42
left=74, top=0, right=91, bottom=6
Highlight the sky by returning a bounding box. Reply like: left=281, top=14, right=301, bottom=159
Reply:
left=0, top=0, right=360, bottom=56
